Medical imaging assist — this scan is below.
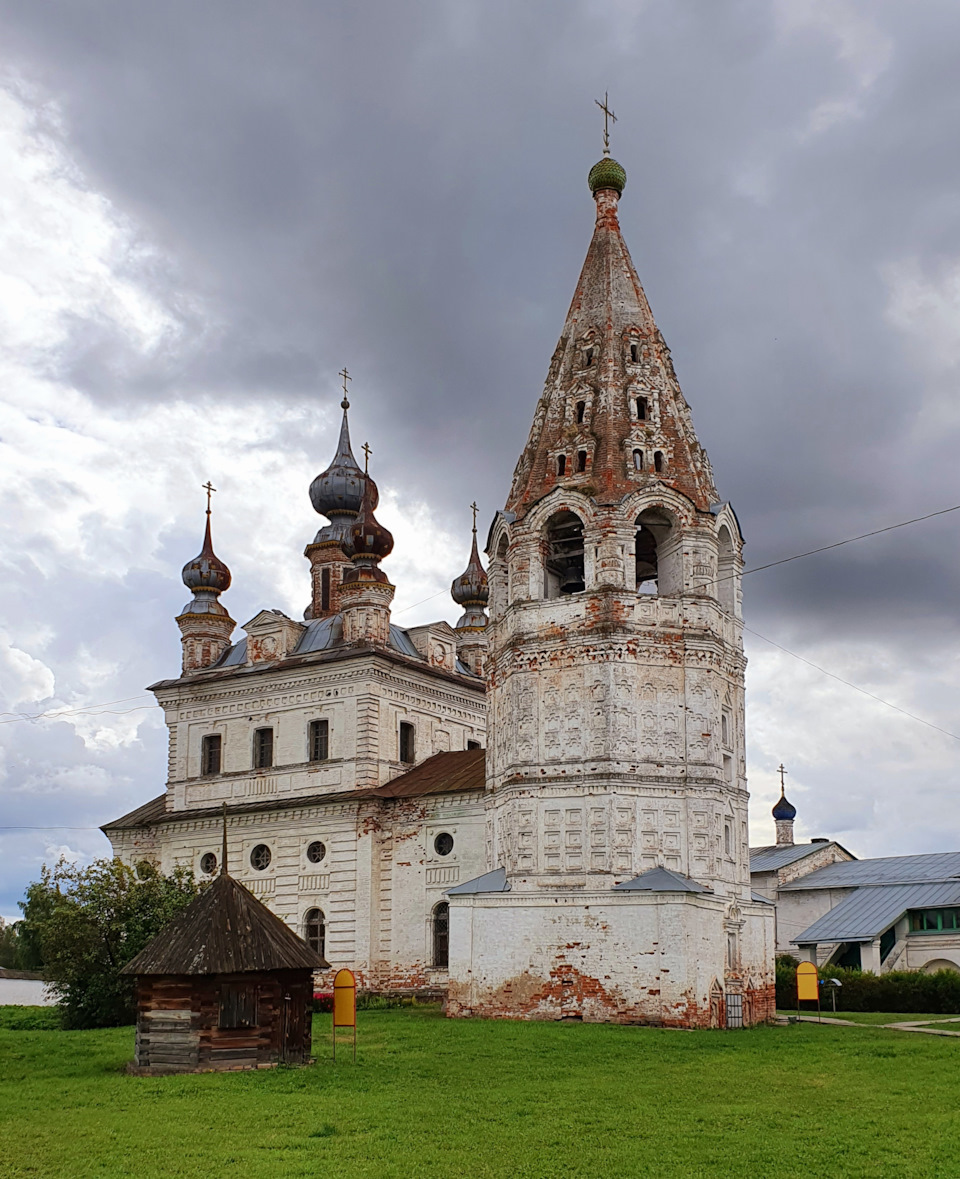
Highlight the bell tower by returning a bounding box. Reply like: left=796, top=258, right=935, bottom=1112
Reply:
left=448, top=124, right=774, bottom=1027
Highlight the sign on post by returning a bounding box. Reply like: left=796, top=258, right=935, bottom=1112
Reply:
left=332, top=968, right=357, bottom=1062
left=796, top=961, right=821, bottom=1022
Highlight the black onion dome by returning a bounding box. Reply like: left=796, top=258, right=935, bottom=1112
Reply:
left=772, top=791, right=797, bottom=822
left=349, top=475, right=394, bottom=561
left=451, top=529, right=488, bottom=606
left=309, top=400, right=377, bottom=518
left=182, top=513, right=231, bottom=594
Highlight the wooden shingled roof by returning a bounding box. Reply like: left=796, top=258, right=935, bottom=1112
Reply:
left=121, top=872, right=328, bottom=977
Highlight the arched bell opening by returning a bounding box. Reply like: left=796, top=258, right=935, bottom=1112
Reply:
left=717, top=524, right=737, bottom=616
left=489, top=533, right=510, bottom=616
left=634, top=508, right=678, bottom=596
left=544, top=510, right=585, bottom=599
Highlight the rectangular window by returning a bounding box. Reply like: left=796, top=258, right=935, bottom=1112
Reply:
left=201, top=734, right=222, bottom=776
left=724, top=823, right=732, bottom=856
left=399, top=722, right=415, bottom=764
left=320, top=567, right=331, bottom=613
left=309, top=719, right=329, bottom=762
left=253, top=727, right=274, bottom=769
left=218, top=983, right=258, bottom=1029
left=467, top=740, right=480, bottom=750
left=910, top=907, right=960, bottom=932
left=636, top=397, right=647, bottom=420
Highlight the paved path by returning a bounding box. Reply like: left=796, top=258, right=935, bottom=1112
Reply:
left=795, top=1014, right=960, bottom=1037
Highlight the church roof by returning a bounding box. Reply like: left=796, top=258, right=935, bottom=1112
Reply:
left=779, top=850, right=960, bottom=891
left=792, top=880, right=960, bottom=945
left=613, top=867, right=709, bottom=893
left=749, top=842, right=852, bottom=873
left=103, top=749, right=486, bottom=831
left=120, top=872, right=328, bottom=976
left=505, top=160, right=718, bottom=518
left=447, top=867, right=509, bottom=895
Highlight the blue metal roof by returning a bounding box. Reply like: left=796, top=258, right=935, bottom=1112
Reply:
left=750, top=843, right=845, bottom=873
left=613, top=867, right=708, bottom=893
left=294, top=615, right=342, bottom=653
left=793, top=880, right=960, bottom=945
left=780, top=851, right=960, bottom=891
left=447, top=867, right=510, bottom=895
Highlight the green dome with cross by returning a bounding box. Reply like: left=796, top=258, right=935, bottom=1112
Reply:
left=588, top=156, right=627, bottom=196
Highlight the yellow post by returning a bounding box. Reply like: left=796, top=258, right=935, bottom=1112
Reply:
left=796, top=961, right=820, bottom=1022
left=333, top=968, right=357, bottom=1062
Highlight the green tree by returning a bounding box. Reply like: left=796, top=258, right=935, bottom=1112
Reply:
left=18, top=858, right=203, bottom=1028
left=0, top=917, right=22, bottom=969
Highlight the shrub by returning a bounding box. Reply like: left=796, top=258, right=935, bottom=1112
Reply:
left=775, top=955, right=960, bottom=1013
left=0, top=1005, right=61, bottom=1031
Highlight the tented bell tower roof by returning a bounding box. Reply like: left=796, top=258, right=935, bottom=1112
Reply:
left=506, top=157, right=719, bottom=518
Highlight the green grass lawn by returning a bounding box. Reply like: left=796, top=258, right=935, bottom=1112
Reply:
left=2, top=1005, right=959, bottom=1179
left=785, top=1010, right=959, bottom=1026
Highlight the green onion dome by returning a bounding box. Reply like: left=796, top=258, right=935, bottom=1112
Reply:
left=588, top=156, right=627, bottom=197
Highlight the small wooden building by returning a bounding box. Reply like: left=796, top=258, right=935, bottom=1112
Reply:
left=121, top=872, right=328, bottom=1074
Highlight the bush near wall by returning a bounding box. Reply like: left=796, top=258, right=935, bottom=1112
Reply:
left=775, top=954, right=960, bottom=1012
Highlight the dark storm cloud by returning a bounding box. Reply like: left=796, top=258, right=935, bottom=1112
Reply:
left=3, top=1, right=960, bottom=905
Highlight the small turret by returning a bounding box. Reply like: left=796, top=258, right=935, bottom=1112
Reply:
left=450, top=503, right=488, bottom=676
left=176, top=484, right=235, bottom=674
left=339, top=452, right=395, bottom=647
left=304, top=371, right=372, bottom=619
left=772, top=770, right=797, bottom=847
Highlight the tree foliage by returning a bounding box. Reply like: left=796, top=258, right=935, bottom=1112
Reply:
left=775, top=953, right=960, bottom=1012
left=18, top=858, right=203, bottom=1028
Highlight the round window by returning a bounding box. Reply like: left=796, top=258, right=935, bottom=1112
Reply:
left=306, top=840, right=326, bottom=864
left=200, top=852, right=218, bottom=876
left=434, top=832, right=454, bottom=857
left=250, top=844, right=272, bottom=871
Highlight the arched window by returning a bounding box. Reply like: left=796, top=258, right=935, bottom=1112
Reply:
left=636, top=397, right=647, bottom=420
left=544, top=511, right=585, bottom=598
left=632, top=449, right=643, bottom=471
left=432, top=902, right=449, bottom=969
left=304, top=908, right=325, bottom=958
left=634, top=508, right=676, bottom=595
left=490, top=533, right=510, bottom=616
left=576, top=400, right=586, bottom=423
left=654, top=451, right=664, bottom=472
left=557, top=454, right=566, bottom=477
left=576, top=449, right=587, bottom=472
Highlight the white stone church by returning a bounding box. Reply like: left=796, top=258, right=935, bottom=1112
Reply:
left=105, top=145, right=776, bottom=1027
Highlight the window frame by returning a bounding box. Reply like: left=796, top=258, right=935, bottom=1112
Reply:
left=309, top=718, right=330, bottom=763
left=253, top=727, right=274, bottom=770
left=432, top=901, right=450, bottom=970
left=399, top=721, right=416, bottom=764
left=304, top=908, right=326, bottom=958
left=201, top=733, right=222, bottom=776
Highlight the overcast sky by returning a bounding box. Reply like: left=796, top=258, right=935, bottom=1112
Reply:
left=2, top=0, right=960, bottom=917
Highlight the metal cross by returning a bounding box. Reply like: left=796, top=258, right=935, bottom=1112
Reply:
left=339, top=367, right=351, bottom=397
left=595, top=91, right=617, bottom=155
left=362, top=441, right=372, bottom=474
left=202, top=481, right=216, bottom=514
left=778, top=763, right=788, bottom=790
left=470, top=501, right=478, bottom=533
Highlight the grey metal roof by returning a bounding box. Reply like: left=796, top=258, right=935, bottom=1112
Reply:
left=216, top=638, right=247, bottom=667
left=751, top=891, right=775, bottom=906
left=294, top=615, right=342, bottom=653
left=780, top=851, right=960, bottom=891
left=388, top=624, right=423, bottom=659
left=613, top=867, right=708, bottom=893
left=749, top=843, right=846, bottom=873
left=447, top=867, right=510, bottom=895
left=215, top=615, right=428, bottom=667
left=793, top=880, right=960, bottom=945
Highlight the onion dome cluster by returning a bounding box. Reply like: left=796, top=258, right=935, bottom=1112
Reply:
left=772, top=791, right=797, bottom=822
left=451, top=526, right=488, bottom=631
left=588, top=156, right=626, bottom=197
left=308, top=398, right=376, bottom=546
left=343, top=474, right=394, bottom=584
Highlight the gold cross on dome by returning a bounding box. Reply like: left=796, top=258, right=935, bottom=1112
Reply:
left=778, top=763, right=788, bottom=790
left=362, top=441, right=372, bottom=474
left=595, top=91, right=617, bottom=155
left=470, top=501, right=478, bottom=533
left=202, top=481, right=216, bottom=514
left=339, top=367, right=351, bottom=397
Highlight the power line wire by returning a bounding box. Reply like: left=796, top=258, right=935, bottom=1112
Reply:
left=744, top=625, right=960, bottom=743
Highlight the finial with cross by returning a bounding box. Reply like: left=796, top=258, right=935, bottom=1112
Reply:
left=595, top=91, right=617, bottom=156
left=362, top=441, right=372, bottom=474
left=778, top=763, right=788, bottom=792
left=339, top=366, right=351, bottom=409
left=470, top=501, right=478, bottom=534
left=202, top=481, right=216, bottom=515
